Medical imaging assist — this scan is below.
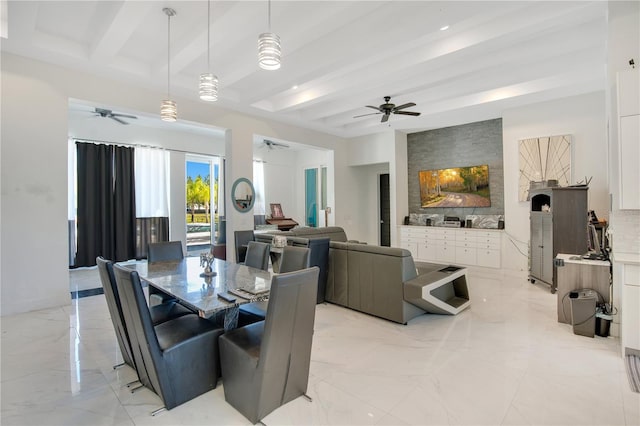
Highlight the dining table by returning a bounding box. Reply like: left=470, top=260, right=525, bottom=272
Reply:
left=125, top=256, right=273, bottom=330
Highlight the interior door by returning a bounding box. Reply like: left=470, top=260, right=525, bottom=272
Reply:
left=541, top=214, right=553, bottom=284
left=530, top=213, right=543, bottom=279
left=379, top=173, right=390, bottom=246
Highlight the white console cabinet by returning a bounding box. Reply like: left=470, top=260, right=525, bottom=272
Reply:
left=399, top=226, right=502, bottom=268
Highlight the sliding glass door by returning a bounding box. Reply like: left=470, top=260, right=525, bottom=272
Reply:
left=186, top=156, right=221, bottom=252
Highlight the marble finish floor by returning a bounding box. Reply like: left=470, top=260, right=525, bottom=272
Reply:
left=2, top=267, right=639, bottom=425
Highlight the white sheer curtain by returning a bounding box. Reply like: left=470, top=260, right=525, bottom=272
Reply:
left=135, top=147, right=169, bottom=217
left=253, top=160, right=265, bottom=215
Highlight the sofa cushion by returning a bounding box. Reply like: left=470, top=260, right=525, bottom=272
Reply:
left=289, top=226, right=348, bottom=242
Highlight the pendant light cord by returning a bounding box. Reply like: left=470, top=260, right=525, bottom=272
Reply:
left=207, top=0, right=211, bottom=71
left=167, top=12, right=171, bottom=98
left=268, top=0, right=271, bottom=32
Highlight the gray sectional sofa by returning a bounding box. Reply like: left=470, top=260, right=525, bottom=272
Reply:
left=255, top=226, right=469, bottom=324
left=254, top=226, right=353, bottom=243
left=325, top=241, right=426, bottom=324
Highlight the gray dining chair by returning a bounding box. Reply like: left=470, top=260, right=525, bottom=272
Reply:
left=238, top=246, right=311, bottom=326
left=97, top=256, right=193, bottom=369
left=278, top=246, right=311, bottom=273
left=97, top=256, right=136, bottom=371
left=244, top=241, right=270, bottom=271
left=219, top=267, right=319, bottom=424
left=112, top=264, right=225, bottom=414
left=294, top=237, right=330, bottom=304
left=234, top=230, right=255, bottom=264
left=147, top=241, right=184, bottom=262
left=147, top=241, right=184, bottom=306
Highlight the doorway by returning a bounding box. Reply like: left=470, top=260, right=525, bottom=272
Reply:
left=379, top=173, right=390, bottom=246
left=186, top=156, right=220, bottom=254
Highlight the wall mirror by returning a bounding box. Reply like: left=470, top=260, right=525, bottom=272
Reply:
left=231, top=177, right=255, bottom=212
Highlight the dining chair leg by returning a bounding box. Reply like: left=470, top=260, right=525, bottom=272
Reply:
left=126, top=380, right=140, bottom=388
left=151, top=407, right=166, bottom=416
left=130, top=384, right=144, bottom=393
left=303, top=393, right=313, bottom=402
left=113, top=362, right=126, bottom=369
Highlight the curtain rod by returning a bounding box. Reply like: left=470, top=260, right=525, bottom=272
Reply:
left=72, top=137, right=221, bottom=158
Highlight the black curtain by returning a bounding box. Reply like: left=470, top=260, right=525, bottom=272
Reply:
left=113, top=145, right=137, bottom=261
left=75, top=143, right=136, bottom=267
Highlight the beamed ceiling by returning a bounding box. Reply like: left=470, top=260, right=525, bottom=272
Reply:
left=2, top=1, right=607, bottom=138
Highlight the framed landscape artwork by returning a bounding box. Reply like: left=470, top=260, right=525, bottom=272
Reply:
left=418, top=165, right=491, bottom=208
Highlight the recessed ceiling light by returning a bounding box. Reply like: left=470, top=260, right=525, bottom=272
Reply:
left=292, top=85, right=298, bottom=90
left=440, top=25, right=449, bottom=31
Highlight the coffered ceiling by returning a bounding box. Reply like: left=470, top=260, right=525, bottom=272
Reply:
left=2, top=1, right=607, bottom=138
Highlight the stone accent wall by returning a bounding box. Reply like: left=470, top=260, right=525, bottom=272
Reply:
left=407, top=118, right=504, bottom=218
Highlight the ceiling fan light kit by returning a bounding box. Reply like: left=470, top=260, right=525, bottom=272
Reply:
left=161, top=7, right=177, bottom=122
left=199, top=0, right=218, bottom=101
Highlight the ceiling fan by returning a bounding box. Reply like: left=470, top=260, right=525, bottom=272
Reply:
left=354, top=96, right=421, bottom=123
left=93, top=108, right=138, bottom=125
left=263, top=139, right=289, bottom=150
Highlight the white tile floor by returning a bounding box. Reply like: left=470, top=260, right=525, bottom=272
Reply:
left=2, top=267, right=639, bottom=425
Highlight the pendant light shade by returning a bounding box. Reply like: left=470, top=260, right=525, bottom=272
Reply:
left=161, top=7, right=177, bottom=122
left=160, top=99, right=177, bottom=122
left=258, top=32, right=281, bottom=70
left=199, top=0, right=218, bottom=101
left=199, top=73, right=218, bottom=101
left=258, top=0, right=281, bottom=70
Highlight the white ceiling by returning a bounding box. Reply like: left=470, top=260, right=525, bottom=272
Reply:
left=2, top=1, right=607, bottom=138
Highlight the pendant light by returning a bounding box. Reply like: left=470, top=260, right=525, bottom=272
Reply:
left=161, top=7, right=177, bottom=122
left=199, top=0, right=218, bottom=101
left=258, top=0, right=281, bottom=70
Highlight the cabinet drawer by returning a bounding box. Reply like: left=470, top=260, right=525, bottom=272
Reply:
left=478, top=240, right=500, bottom=250
left=454, top=240, right=476, bottom=248
left=456, top=233, right=478, bottom=243
left=477, top=235, right=500, bottom=245
left=477, top=249, right=501, bottom=268
left=455, top=247, right=477, bottom=265
left=625, top=264, right=640, bottom=286
left=435, top=246, right=456, bottom=263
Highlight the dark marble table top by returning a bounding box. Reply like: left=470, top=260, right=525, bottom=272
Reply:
left=126, top=257, right=272, bottom=318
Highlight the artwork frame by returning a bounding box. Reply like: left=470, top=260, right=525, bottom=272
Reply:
left=418, top=165, right=491, bottom=208
left=518, top=134, right=572, bottom=201
left=270, top=203, right=284, bottom=219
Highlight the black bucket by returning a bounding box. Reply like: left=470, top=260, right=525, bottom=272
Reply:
left=595, top=313, right=612, bottom=337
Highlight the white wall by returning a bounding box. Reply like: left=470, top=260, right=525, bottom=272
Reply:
left=502, top=91, right=607, bottom=272
left=1, top=57, right=70, bottom=314
left=1, top=52, right=345, bottom=316
left=261, top=149, right=297, bottom=221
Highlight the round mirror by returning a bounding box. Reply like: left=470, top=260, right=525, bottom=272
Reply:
left=231, top=178, right=255, bottom=213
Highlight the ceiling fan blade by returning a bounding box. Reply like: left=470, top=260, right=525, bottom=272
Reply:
left=381, top=114, right=390, bottom=123
left=394, top=111, right=421, bottom=116
left=393, top=102, right=416, bottom=111
left=112, top=113, right=137, bottom=119
left=365, top=105, right=381, bottom=110
left=110, top=116, right=129, bottom=125
left=353, top=112, right=382, bottom=118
